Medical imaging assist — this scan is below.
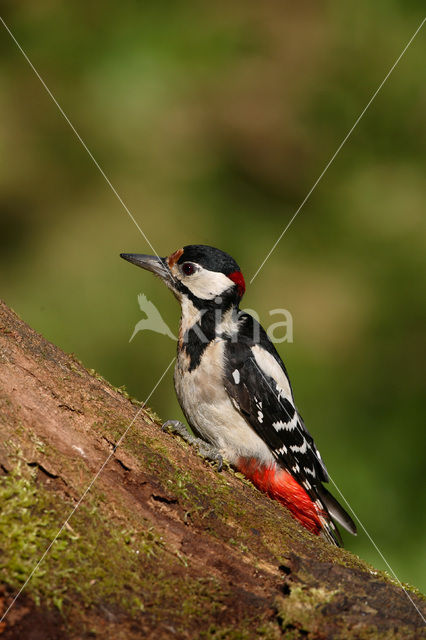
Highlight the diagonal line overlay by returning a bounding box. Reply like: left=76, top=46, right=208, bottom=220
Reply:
left=0, top=16, right=159, bottom=257
left=250, top=16, right=426, bottom=284
left=1, top=8, right=424, bottom=628
left=251, top=358, right=425, bottom=624
left=0, top=357, right=176, bottom=624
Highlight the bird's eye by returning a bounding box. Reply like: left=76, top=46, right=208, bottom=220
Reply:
left=182, top=262, right=196, bottom=276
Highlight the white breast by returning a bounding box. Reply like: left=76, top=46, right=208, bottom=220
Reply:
left=174, top=339, right=274, bottom=466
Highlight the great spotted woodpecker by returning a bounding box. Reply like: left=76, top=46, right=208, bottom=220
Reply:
left=121, top=245, right=357, bottom=545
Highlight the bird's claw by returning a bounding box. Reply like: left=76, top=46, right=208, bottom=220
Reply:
left=161, top=420, right=225, bottom=472
left=195, top=442, right=224, bottom=472
left=162, top=420, right=199, bottom=446
left=162, top=419, right=184, bottom=434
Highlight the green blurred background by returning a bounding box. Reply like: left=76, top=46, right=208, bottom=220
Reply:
left=1, top=2, right=425, bottom=591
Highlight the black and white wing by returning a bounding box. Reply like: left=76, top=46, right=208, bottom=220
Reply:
left=223, top=313, right=356, bottom=539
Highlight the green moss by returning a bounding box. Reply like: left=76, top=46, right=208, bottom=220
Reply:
left=200, top=627, right=255, bottom=640
left=0, top=463, right=269, bottom=635
left=86, top=366, right=161, bottom=422
left=68, top=364, right=84, bottom=377
left=0, top=410, right=421, bottom=637
left=141, top=405, right=161, bottom=423
left=90, top=410, right=418, bottom=603
left=199, top=619, right=280, bottom=640
left=0, top=464, right=164, bottom=614
left=275, top=585, right=337, bottom=635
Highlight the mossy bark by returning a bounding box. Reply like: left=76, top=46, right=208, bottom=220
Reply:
left=0, top=300, right=424, bottom=639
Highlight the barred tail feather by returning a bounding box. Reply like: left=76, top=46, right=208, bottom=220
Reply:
left=318, top=513, right=343, bottom=547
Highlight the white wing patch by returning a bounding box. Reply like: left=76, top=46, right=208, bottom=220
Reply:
left=276, top=444, right=288, bottom=455
left=225, top=339, right=330, bottom=492
left=251, top=345, right=292, bottom=398
left=304, top=466, right=316, bottom=476
left=250, top=349, right=298, bottom=434
left=290, top=439, right=308, bottom=454
left=273, top=414, right=298, bottom=432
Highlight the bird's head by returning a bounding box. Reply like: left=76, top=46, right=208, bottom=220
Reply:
left=120, top=245, right=245, bottom=309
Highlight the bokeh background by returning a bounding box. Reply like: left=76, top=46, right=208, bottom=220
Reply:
left=1, top=2, right=425, bottom=591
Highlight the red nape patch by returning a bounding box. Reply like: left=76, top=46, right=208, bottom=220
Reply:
left=237, top=458, right=324, bottom=535
left=228, top=271, right=246, bottom=297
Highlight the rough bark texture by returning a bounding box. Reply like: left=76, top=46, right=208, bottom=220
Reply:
left=0, top=299, right=424, bottom=639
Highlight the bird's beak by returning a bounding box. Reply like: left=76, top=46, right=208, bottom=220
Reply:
left=120, top=253, right=174, bottom=285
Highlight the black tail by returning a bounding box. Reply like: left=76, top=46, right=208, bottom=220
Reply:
left=318, top=485, right=357, bottom=536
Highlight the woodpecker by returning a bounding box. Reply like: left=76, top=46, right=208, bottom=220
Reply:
left=121, top=245, right=357, bottom=545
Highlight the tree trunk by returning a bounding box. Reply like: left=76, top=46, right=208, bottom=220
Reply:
left=0, top=300, right=424, bottom=639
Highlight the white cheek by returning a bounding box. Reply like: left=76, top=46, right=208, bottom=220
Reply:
left=185, top=268, right=233, bottom=300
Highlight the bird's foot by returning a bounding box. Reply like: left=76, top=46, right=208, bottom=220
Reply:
left=162, top=420, right=225, bottom=472
left=162, top=419, right=194, bottom=441
left=195, top=441, right=225, bottom=472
